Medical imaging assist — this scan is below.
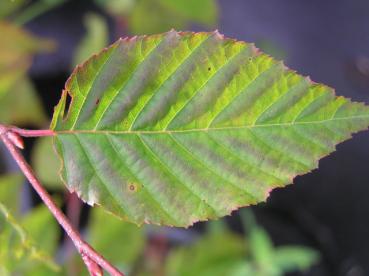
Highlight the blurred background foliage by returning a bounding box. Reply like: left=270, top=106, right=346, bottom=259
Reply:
left=6, top=0, right=369, bottom=275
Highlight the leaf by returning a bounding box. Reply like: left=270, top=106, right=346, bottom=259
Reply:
left=0, top=21, right=55, bottom=99
left=72, top=12, right=109, bottom=67
left=32, top=137, right=63, bottom=190
left=0, top=203, right=60, bottom=274
left=158, top=0, right=218, bottom=26
left=94, top=0, right=135, bottom=16
left=0, top=173, right=24, bottom=215
left=165, top=232, right=247, bottom=276
left=0, top=175, right=59, bottom=274
left=0, top=0, right=26, bottom=19
left=240, top=209, right=274, bottom=268
left=22, top=205, right=60, bottom=258
left=87, top=207, right=145, bottom=271
left=128, top=0, right=186, bottom=35
left=240, top=209, right=319, bottom=275
left=273, top=246, right=319, bottom=273
left=51, top=31, right=369, bottom=227
left=0, top=76, right=48, bottom=126
left=127, top=0, right=218, bottom=35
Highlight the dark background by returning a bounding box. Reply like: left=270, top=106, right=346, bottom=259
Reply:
left=16, top=0, right=369, bottom=275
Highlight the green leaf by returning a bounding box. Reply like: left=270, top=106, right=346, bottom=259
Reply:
left=165, top=232, right=247, bottom=276
left=51, top=31, right=369, bottom=227
left=273, top=246, right=319, bottom=273
left=0, top=0, right=26, bottom=19
left=0, top=76, right=48, bottom=126
left=127, top=0, right=218, bottom=35
left=240, top=209, right=274, bottom=268
left=32, top=137, right=63, bottom=190
left=0, top=203, right=60, bottom=274
left=0, top=21, right=51, bottom=128
left=0, top=21, right=55, bottom=99
left=239, top=209, right=319, bottom=275
left=72, top=12, right=109, bottom=67
left=22, top=205, right=60, bottom=257
left=158, top=0, right=218, bottom=26
left=128, top=0, right=186, bottom=35
left=0, top=173, right=23, bottom=215
left=94, top=0, right=135, bottom=16
left=87, top=207, right=145, bottom=271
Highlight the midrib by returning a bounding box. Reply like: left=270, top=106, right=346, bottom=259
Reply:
left=55, top=114, right=369, bottom=135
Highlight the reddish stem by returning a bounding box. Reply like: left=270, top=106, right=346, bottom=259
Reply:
left=9, top=127, right=55, bottom=137
left=0, top=125, right=124, bottom=276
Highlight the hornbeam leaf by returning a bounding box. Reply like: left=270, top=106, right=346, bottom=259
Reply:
left=51, top=31, right=369, bottom=227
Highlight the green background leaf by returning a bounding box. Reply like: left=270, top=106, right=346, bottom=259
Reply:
left=72, top=12, right=109, bottom=67
left=0, top=77, right=47, bottom=126
left=0, top=21, right=52, bottom=127
left=97, top=0, right=219, bottom=35
left=0, top=174, right=60, bottom=275
left=165, top=211, right=318, bottom=276
left=51, top=31, right=369, bottom=227
left=0, top=203, right=60, bottom=275
left=0, top=173, right=24, bottom=215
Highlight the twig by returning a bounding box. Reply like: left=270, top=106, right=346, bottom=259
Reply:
left=0, top=125, right=124, bottom=276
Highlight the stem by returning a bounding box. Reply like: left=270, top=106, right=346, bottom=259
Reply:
left=9, top=127, right=55, bottom=137
left=0, top=126, right=124, bottom=276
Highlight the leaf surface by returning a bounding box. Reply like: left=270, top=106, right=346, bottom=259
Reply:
left=51, top=31, right=369, bottom=227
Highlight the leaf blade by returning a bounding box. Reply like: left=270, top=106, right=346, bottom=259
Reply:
left=51, top=31, right=369, bottom=226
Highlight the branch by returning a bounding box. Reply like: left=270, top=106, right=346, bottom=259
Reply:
left=0, top=125, right=124, bottom=276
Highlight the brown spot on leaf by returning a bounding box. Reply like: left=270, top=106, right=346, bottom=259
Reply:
left=208, top=67, right=211, bottom=71
left=128, top=183, right=138, bottom=192
left=95, top=98, right=100, bottom=105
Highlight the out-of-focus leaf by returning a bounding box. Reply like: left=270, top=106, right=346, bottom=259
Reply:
left=248, top=227, right=280, bottom=275
left=128, top=0, right=186, bottom=35
left=0, top=173, right=23, bottom=215
left=51, top=31, right=369, bottom=227
left=32, top=137, right=62, bottom=190
left=0, top=77, right=48, bottom=126
left=88, top=207, right=145, bottom=273
left=116, top=0, right=218, bottom=34
left=158, top=0, right=218, bottom=26
left=72, top=12, right=109, bottom=67
left=0, top=21, right=55, bottom=98
left=240, top=209, right=276, bottom=274
left=0, top=203, right=60, bottom=274
left=240, top=209, right=319, bottom=275
left=273, top=246, right=319, bottom=273
left=22, top=205, right=60, bottom=257
left=95, top=0, right=135, bottom=15
left=0, top=0, right=27, bottom=19
left=165, top=232, right=247, bottom=276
